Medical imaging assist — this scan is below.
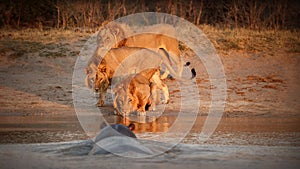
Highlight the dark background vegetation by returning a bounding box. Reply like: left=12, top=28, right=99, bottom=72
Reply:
left=0, top=0, right=299, bottom=30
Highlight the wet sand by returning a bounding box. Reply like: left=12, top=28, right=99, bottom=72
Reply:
left=0, top=140, right=299, bottom=169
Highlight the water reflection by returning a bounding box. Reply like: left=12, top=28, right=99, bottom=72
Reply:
left=113, top=115, right=173, bottom=133
left=1, top=112, right=299, bottom=145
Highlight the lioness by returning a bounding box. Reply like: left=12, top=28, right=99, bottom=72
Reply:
left=97, top=23, right=182, bottom=79
left=94, top=47, right=182, bottom=107
left=97, top=23, right=179, bottom=57
left=113, top=68, right=169, bottom=116
left=85, top=23, right=182, bottom=88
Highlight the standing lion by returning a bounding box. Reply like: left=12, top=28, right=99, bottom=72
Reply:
left=94, top=47, right=183, bottom=107
left=85, top=23, right=183, bottom=89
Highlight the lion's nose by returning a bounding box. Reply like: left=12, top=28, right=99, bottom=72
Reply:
left=95, top=88, right=99, bottom=92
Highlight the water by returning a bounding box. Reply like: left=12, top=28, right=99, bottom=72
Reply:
left=0, top=113, right=299, bottom=169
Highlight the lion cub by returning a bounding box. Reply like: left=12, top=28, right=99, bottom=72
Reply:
left=113, top=68, right=169, bottom=116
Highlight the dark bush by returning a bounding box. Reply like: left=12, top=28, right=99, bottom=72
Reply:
left=0, top=0, right=299, bottom=30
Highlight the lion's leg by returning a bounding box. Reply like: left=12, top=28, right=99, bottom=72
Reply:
left=161, top=64, right=183, bottom=79
left=152, top=78, right=169, bottom=104
left=97, top=92, right=106, bottom=107
left=131, top=94, right=139, bottom=112
left=168, top=52, right=184, bottom=78
left=161, top=82, right=170, bottom=104
left=113, top=93, right=118, bottom=109
left=137, top=96, right=147, bottom=112
left=97, top=84, right=109, bottom=107
left=97, top=100, right=104, bottom=107
left=155, top=90, right=161, bottom=104
left=160, top=69, right=169, bottom=79
left=149, top=83, right=157, bottom=111
left=137, top=102, right=147, bottom=116
left=177, top=61, right=183, bottom=77
left=172, top=55, right=183, bottom=78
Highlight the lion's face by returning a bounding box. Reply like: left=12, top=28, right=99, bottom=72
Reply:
left=97, top=29, right=115, bottom=47
left=85, top=57, right=101, bottom=89
left=94, top=71, right=110, bottom=93
left=115, top=94, right=133, bottom=114
left=97, top=24, right=126, bottom=48
left=114, top=87, right=135, bottom=115
left=113, top=71, right=154, bottom=115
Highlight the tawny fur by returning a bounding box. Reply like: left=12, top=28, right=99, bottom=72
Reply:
left=85, top=23, right=183, bottom=90
left=113, top=68, right=169, bottom=116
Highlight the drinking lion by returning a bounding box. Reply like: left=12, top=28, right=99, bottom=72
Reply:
left=113, top=68, right=169, bottom=116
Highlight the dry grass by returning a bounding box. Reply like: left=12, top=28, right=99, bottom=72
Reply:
left=200, top=25, right=300, bottom=55
left=0, top=29, right=90, bottom=59
left=0, top=28, right=90, bottom=43
left=0, top=27, right=299, bottom=57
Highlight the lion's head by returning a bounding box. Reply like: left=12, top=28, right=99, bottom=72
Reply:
left=113, top=78, right=136, bottom=115
left=94, top=64, right=113, bottom=106
left=85, top=23, right=128, bottom=90
left=97, top=22, right=128, bottom=48
left=94, top=64, right=111, bottom=92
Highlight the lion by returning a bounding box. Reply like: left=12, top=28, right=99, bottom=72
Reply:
left=97, top=23, right=179, bottom=57
left=85, top=23, right=183, bottom=89
left=113, top=68, right=169, bottom=116
left=94, top=47, right=183, bottom=107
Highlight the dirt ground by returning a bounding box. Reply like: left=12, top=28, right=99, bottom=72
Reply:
left=0, top=30, right=299, bottom=146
